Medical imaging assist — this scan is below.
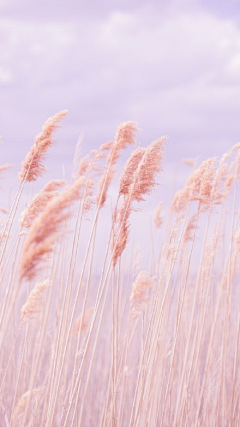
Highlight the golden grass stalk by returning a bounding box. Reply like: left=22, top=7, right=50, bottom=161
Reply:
left=97, top=121, right=138, bottom=208
left=113, top=136, right=167, bottom=265
left=19, top=176, right=85, bottom=282
left=20, top=180, right=65, bottom=228
left=21, top=278, right=51, bottom=323
left=130, top=271, right=155, bottom=319
left=19, top=110, right=67, bottom=182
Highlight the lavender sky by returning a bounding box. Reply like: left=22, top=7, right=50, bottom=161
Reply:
left=0, top=0, right=240, bottom=181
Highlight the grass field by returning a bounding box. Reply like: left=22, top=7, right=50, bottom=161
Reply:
left=0, top=110, right=239, bottom=426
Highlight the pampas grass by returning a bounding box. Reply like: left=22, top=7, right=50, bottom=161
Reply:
left=19, top=110, right=68, bottom=182
left=0, top=113, right=240, bottom=426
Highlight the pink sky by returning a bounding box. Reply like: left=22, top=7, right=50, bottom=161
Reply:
left=0, top=0, right=240, bottom=178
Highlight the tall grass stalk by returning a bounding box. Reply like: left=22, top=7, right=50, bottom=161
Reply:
left=1, top=116, right=240, bottom=426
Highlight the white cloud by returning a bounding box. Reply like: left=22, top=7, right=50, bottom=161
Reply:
left=0, top=20, right=75, bottom=86
left=0, top=4, right=240, bottom=170
left=0, top=66, right=11, bottom=83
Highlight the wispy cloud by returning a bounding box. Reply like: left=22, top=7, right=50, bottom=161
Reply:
left=0, top=0, right=240, bottom=176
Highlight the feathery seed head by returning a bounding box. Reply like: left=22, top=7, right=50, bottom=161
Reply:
left=130, top=271, right=155, bottom=318
left=19, top=110, right=67, bottom=182
left=154, top=201, right=164, bottom=229
left=21, top=278, right=51, bottom=323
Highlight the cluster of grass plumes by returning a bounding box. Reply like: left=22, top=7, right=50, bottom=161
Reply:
left=0, top=112, right=240, bottom=426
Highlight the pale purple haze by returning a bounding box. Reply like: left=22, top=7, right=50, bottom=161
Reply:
left=1, top=0, right=240, bottom=184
